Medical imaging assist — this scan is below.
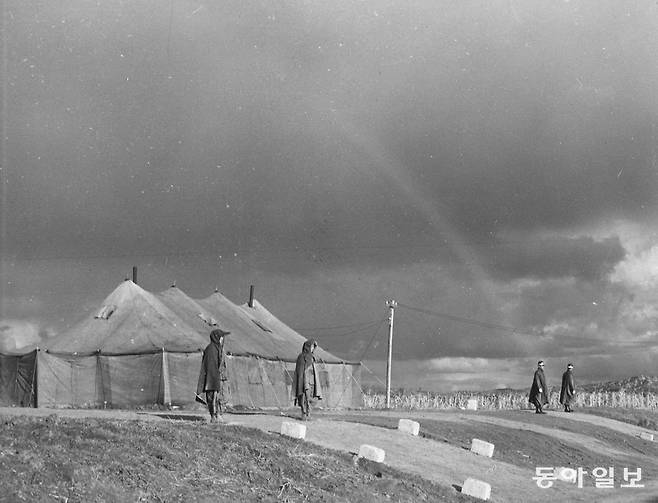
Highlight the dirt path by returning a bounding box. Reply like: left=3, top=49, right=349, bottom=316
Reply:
left=461, top=413, right=640, bottom=458
left=2, top=406, right=657, bottom=502
left=232, top=412, right=658, bottom=503
left=540, top=410, right=657, bottom=437
left=210, top=413, right=579, bottom=503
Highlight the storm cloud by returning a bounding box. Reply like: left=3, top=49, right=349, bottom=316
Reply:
left=486, top=235, right=626, bottom=281
left=2, top=0, right=658, bottom=390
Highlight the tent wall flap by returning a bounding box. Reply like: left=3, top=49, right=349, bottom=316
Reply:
left=0, top=351, right=37, bottom=407
left=31, top=350, right=362, bottom=409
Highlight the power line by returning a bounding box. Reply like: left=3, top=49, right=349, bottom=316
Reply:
left=355, top=318, right=389, bottom=362
left=318, top=323, right=386, bottom=339
left=360, top=361, right=387, bottom=388
left=292, top=319, right=383, bottom=332
left=397, top=302, right=540, bottom=337
left=310, top=318, right=387, bottom=367
left=297, top=320, right=386, bottom=340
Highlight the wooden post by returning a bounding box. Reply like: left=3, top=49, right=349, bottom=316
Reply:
left=385, top=299, right=397, bottom=409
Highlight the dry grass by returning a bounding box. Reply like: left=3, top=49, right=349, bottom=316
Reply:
left=0, top=414, right=474, bottom=503
left=364, top=389, right=658, bottom=412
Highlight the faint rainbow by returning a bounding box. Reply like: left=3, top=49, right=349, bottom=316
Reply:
left=316, top=105, right=499, bottom=312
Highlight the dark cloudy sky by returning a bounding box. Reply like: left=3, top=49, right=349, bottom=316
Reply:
left=2, top=0, right=658, bottom=391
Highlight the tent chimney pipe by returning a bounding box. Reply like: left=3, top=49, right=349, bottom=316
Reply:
left=248, top=285, right=255, bottom=308
left=132, top=266, right=137, bottom=284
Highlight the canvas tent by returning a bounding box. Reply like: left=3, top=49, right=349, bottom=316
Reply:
left=0, top=280, right=363, bottom=409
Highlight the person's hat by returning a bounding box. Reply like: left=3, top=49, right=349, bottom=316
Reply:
left=567, top=363, right=574, bottom=368
left=538, top=360, right=545, bottom=366
left=210, top=328, right=230, bottom=337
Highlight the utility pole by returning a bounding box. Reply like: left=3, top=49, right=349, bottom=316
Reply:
left=385, top=299, right=397, bottom=409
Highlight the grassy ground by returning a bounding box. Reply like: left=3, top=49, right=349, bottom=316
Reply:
left=0, top=414, right=476, bottom=503
left=3, top=407, right=656, bottom=502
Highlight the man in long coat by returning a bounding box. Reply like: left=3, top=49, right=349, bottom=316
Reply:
left=529, top=360, right=548, bottom=414
left=560, top=363, right=575, bottom=412
left=294, top=339, right=322, bottom=420
left=197, top=328, right=230, bottom=423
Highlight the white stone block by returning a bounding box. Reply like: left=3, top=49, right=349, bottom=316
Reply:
left=639, top=432, right=654, bottom=441
left=462, top=478, right=491, bottom=500
left=555, top=467, right=577, bottom=483
left=281, top=421, right=306, bottom=439
left=466, top=398, right=478, bottom=410
left=397, top=418, right=420, bottom=436
left=470, top=438, right=495, bottom=458
left=358, top=444, right=385, bottom=463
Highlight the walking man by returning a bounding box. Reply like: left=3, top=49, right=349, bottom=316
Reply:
left=197, top=328, right=230, bottom=423
left=294, top=339, right=322, bottom=421
left=529, top=360, right=549, bottom=414
left=560, top=362, right=576, bottom=412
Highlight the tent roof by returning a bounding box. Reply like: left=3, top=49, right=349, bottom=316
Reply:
left=198, top=292, right=344, bottom=363
left=239, top=299, right=340, bottom=363
left=46, top=281, right=350, bottom=363
left=45, top=281, right=207, bottom=355
left=156, top=287, right=287, bottom=358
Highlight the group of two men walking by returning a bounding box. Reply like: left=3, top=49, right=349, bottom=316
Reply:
left=529, top=360, right=575, bottom=414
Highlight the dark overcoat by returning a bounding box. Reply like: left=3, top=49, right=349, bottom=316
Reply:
left=560, top=369, right=575, bottom=406
left=529, top=368, right=548, bottom=405
left=197, top=329, right=228, bottom=394
left=293, top=339, right=322, bottom=402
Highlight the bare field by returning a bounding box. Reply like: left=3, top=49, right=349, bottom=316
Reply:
left=1, top=406, right=657, bottom=502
